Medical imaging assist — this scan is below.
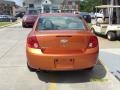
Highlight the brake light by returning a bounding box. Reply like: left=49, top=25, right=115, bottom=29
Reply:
left=27, top=35, right=39, bottom=49
left=88, top=36, right=98, bottom=48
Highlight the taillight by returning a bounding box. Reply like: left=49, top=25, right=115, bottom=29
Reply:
left=27, top=35, right=39, bottom=49
left=88, top=36, right=98, bottom=48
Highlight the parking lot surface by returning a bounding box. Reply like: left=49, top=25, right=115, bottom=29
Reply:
left=0, top=23, right=120, bottom=90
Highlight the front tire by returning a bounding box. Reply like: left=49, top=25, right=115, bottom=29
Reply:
left=107, top=32, right=116, bottom=41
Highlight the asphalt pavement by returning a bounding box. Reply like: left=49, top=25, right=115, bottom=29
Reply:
left=0, top=23, right=120, bottom=90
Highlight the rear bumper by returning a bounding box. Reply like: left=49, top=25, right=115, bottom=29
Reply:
left=26, top=47, right=99, bottom=71
left=22, top=21, right=35, bottom=26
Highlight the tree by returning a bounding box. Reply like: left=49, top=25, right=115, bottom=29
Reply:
left=79, top=0, right=102, bottom=12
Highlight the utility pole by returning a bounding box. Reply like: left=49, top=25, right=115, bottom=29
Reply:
left=110, top=0, right=114, bottom=5
left=115, top=0, right=120, bottom=24
left=108, top=0, right=114, bottom=24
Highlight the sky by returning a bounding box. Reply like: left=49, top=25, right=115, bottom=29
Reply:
left=7, top=0, right=24, bottom=6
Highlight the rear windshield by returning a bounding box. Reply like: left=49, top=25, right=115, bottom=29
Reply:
left=26, top=10, right=38, bottom=15
left=37, top=16, right=85, bottom=30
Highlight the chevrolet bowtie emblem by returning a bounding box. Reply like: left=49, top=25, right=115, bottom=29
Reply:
left=60, top=39, right=68, bottom=44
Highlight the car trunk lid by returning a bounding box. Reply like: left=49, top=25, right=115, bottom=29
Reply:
left=35, top=30, right=92, bottom=54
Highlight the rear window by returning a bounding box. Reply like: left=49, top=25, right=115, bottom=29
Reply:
left=26, top=10, right=38, bottom=15
left=37, top=16, right=85, bottom=30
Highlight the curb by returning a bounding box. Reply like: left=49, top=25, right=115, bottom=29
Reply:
left=0, top=22, right=20, bottom=29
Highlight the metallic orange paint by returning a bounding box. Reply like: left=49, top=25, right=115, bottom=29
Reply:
left=26, top=13, right=99, bottom=71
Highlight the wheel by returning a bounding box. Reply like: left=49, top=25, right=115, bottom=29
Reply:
left=22, top=24, right=27, bottom=28
left=10, top=19, right=13, bottom=22
left=116, top=32, right=120, bottom=40
left=85, top=66, right=94, bottom=71
left=27, top=62, right=36, bottom=72
left=107, top=32, right=116, bottom=41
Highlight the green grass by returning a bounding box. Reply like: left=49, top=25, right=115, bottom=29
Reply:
left=0, top=22, right=12, bottom=27
left=88, top=23, right=92, bottom=28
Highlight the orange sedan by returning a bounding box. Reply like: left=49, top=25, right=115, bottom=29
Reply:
left=26, top=13, right=99, bottom=71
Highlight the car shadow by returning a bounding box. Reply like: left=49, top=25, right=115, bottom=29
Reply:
left=36, top=60, right=107, bottom=83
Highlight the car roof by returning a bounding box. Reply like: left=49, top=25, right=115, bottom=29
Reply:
left=0, top=15, right=10, bottom=16
left=80, top=12, right=89, bottom=15
left=38, top=13, right=78, bottom=17
left=96, top=5, right=120, bottom=8
left=0, top=15, right=6, bottom=17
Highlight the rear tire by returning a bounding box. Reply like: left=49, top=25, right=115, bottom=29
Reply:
left=107, top=32, right=116, bottom=41
left=116, top=32, right=120, bottom=40
left=85, top=66, right=94, bottom=71
left=10, top=19, right=13, bottom=22
left=22, top=25, right=26, bottom=28
left=22, top=23, right=27, bottom=28
left=27, top=62, right=36, bottom=72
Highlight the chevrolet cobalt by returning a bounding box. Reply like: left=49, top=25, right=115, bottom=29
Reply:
left=26, top=13, right=99, bottom=71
